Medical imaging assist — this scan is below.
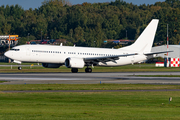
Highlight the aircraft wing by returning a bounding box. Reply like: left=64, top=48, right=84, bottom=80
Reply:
left=84, top=53, right=138, bottom=65
left=144, top=51, right=173, bottom=55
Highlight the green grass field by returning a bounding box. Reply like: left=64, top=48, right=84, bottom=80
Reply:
left=0, top=91, right=180, bottom=120
left=0, top=84, right=179, bottom=119
left=1, top=63, right=180, bottom=119
left=0, top=84, right=180, bottom=91
left=1, top=63, right=180, bottom=73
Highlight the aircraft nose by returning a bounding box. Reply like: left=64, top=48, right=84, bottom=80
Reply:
left=4, top=51, right=11, bottom=58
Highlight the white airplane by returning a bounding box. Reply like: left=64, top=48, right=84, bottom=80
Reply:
left=4, top=19, right=168, bottom=73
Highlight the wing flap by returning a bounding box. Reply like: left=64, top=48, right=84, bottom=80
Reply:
left=144, top=51, right=173, bottom=55
left=84, top=53, right=138, bottom=64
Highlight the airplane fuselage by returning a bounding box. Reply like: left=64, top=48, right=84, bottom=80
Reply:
left=6, top=44, right=147, bottom=66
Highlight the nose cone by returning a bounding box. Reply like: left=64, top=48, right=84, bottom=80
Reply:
left=4, top=51, right=11, bottom=58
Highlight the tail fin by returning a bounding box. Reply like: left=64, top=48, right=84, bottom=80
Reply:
left=121, top=19, right=159, bottom=53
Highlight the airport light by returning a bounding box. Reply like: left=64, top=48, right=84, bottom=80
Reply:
left=167, top=24, right=169, bottom=67
left=169, top=97, right=172, bottom=104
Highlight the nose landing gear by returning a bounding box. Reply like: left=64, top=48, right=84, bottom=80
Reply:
left=18, top=66, right=22, bottom=70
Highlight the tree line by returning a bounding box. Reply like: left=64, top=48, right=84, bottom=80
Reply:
left=0, top=0, right=180, bottom=48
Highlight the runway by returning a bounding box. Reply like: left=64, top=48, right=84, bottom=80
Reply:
left=1, top=72, right=180, bottom=84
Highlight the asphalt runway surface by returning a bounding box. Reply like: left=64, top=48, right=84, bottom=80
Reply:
left=1, top=72, right=180, bottom=85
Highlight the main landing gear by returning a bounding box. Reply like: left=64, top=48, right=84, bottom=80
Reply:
left=71, top=67, right=92, bottom=73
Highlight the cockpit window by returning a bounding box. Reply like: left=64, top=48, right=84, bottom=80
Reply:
left=11, top=49, right=20, bottom=51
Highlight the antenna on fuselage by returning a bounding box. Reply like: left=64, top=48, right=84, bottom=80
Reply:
left=60, top=43, right=63, bottom=46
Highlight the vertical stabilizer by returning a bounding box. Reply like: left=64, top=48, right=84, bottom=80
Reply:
left=121, top=19, right=159, bottom=53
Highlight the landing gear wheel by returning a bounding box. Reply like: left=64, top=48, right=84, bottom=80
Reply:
left=18, top=66, right=22, bottom=70
left=71, top=68, right=78, bottom=73
left=85, top=68, right=92, bottom=73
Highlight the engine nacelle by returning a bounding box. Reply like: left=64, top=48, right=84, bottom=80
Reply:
left=65, top=57, right=85, bottom=68
left=42, top=63, right=62, bottom=68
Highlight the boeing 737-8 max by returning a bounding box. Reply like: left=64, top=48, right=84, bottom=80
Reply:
left=4, top=19, right=168, bottom=73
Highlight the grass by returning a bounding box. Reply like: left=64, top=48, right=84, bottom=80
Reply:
left=1, top=63, right=180, bottom=73
left=0, top=84, right=180, bottom=119
left=0, top=84, right=180, bottom=91
left=0, top=81, right=6, bottom=83
left=1, top=63, right=180, bottom=119
left=0, top=91, right=180, bottom=120
left=0, top=62, right=36, bottom=65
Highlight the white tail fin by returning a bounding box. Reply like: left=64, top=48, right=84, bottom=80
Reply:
left=121, top=19, right=159, bottom=53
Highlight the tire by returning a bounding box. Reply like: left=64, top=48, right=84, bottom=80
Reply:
left=18, top=66, right=22, bottom=70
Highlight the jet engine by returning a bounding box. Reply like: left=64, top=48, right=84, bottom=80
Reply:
left=65, top=57, right=85, bottom=68
left=42, top=63, right=62, bottom=68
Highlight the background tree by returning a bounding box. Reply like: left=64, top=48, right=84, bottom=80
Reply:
left=0, top=0, right=180, bottom=49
